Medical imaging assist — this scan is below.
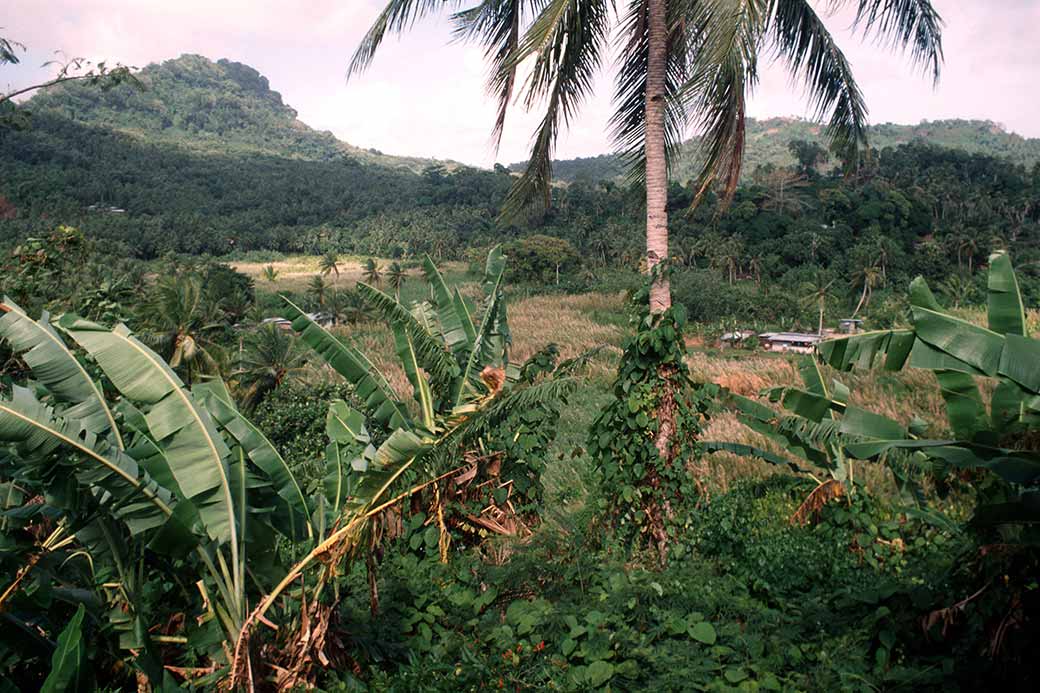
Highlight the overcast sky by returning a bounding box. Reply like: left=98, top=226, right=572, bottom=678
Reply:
left=3, top=1, right=1038, bottom=167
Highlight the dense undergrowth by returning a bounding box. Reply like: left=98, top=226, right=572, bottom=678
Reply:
left=317, top=475, right=1031, bottom=692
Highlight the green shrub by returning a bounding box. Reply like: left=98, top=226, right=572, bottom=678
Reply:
left=251, top=381, right=359, bottom=490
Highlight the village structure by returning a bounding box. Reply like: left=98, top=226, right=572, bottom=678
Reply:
left=719, top=318, right=863, bottom=353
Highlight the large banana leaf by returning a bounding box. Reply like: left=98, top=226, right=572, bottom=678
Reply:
left=452, top=287, right=478, bottom=346
left=324, top=400, right=372, bottom=516
left=282, top=297, right=411, bottom=430
left=0, top=386, right=194, bottom=544
left=343, top=428, right=430, bottom=518
left=357, top=282, right=457, bottom=398
left=0, top=299, right=122, bottom=448
left=1000, top=334, right=1040, bottom=394
left=819, top=328, right=913, bottom=372
left=933, top=370, right=986, bottom=439
left=482, top=246, right=511, bottom=361
left=60, top=317, right=237, bottom=546
left=845, top=438, right=1040, bottom=487
left=701, top=440, right=811, bottom=475
left=987, top=251, right=1027, bottom=337
left=40, top=604, right=89, bottom=693
left=390, top=323, right=436, bottom=429
left=421, top=254, right=474, bottom=356
left=117, top=399, right=186, bottom=498
left=454, top=267, right=505, bottom=407
left=195, top=381, right=313, bottom=541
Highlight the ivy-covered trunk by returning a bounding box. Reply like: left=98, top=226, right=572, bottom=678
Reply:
left=589, top=298, right=710, bottom=564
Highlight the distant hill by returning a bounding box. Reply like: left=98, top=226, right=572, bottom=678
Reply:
left=511, top=117, right=1040, bottom=183
left=26, top=54, right=452, bottom=173
left=0, top=55, right=507, bottom=256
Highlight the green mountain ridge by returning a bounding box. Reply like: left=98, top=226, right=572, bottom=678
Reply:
left=26, top=54, right=454, bottom=173
left=513, top=117, right=1040, bottom=183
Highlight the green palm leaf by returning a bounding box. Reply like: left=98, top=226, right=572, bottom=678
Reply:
left=59, top=316, right=237, bottom=547
left=357, top=281, right=458, bottom=393
left=0, top=385, right=191, bottom=541
left=421, top=254, right=474, bottom=356
left=195, top=381, right=314, bottom=541
left=500, top=0, right=611, bottom=218
left=282, top=296, right=411, bottom=429
left=770, top=0, right=867, bottom=166
left=0, top=298, right=123, bottom=448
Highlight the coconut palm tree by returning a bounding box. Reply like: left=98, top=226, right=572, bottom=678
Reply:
left=938, top=272, right=975, bottom=308
left=350, top=0, right=942, bottom=316
left=307, top=274, right=329, bottom=307
left=747, top=253, right=765, bottom=285
left=261, top=265, right=279, bottom=283
left=800, top=273, right=837, bottom=336
left=138, top=274, right=227, bottom=382
left=849, top=263, right=881, bottom=317
left=233, top=324, right=308, bottom=409
left=326, top=289, right=367, bottom=325
left=386, top=261, right=406, bottom=302
left=362, top=258, right=382, bottom=286
left=319, top=251, right=341, bottom=281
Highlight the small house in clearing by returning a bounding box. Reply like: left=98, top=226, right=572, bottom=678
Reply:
left=838, top=318, right=864, bottom=334
left=262, top=312, right=334, bottom=330
left=758, top=332, right=821, bottom=354
left=718, top=330, right=758, bottom=348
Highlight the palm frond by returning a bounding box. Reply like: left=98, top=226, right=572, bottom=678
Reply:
left=770, top=0, right=868, bottom=166
left=348, top=0, right=460, bottom=78
left=610, top=0, right=693, bottom=184
left=833, top=0, right=943, bottom=84
left=452, top=0, right=530, bottom=152
left=500, top=0, right=611, bottom=220
left=681, top=0, right=769, bottom=209
left=357, top=282, right=459, bottom=393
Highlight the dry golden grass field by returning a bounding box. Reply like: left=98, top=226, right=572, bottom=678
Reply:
left=251, top=261, right=1037, bottom=499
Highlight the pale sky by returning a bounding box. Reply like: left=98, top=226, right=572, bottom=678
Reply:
left=3, top=1, right=1038, bottom=167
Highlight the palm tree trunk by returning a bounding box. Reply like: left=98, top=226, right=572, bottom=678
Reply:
left=818, top=299, right=825, bottom=336
left=852, top=281, right=868, bottom=318
left=645, top=0, right=670, bottom=314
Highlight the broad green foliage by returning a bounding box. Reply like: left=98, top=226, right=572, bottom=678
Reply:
left=504, top=234, right=579, bottom=284
left=820, top=252, right=1040, bottom=536
left=704, top=356, right=920, bottom=501
left=589, top=288, right=711, bottom=560
left=319, top=477, right=968, bottom=691
left=284, top=248, right=576, bottom=515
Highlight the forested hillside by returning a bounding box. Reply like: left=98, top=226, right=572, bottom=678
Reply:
left=520, top=117, right=1040, bottom=183
left=1, top=54, right=1039, bottom=311
left=25, top=54, right=449, bottom=170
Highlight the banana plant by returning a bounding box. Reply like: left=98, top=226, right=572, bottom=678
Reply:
left=819, top=251, right=1040, bottom=533
left=283, top=247, right=544, bottom=490
left=225, top=249, right=577, bottom=687
left=703, top=356, right=919, bottom=518
left=0, top=298, right=317, bottom=685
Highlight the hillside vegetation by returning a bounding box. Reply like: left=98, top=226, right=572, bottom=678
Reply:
left=518, top=116, right=1040, bottom=184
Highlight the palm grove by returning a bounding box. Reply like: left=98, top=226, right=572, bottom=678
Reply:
left=3, top=2, right=1040, bottom=691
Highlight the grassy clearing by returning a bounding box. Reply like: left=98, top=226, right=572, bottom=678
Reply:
left=279, top=273, right=961, bottom=501
left=235, top=254, right=469, bottom=296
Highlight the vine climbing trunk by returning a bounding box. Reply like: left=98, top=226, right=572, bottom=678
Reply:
left=645, top=0, right=670, bottom=315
